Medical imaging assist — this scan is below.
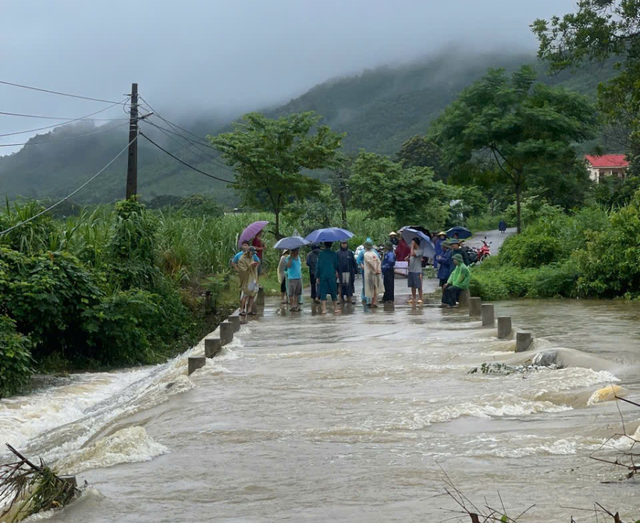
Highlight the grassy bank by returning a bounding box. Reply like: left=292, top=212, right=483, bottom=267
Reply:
left=0, top=201, right=401, bottom=397
left=469, top=193, right=640, bottom=301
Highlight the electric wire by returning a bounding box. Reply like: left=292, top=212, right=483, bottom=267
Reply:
left=0, top=110, right=129, bottom=121
left=0, top=136, right=138, bottom=237
left=140, top=131, right=236, bottom=184
left=142, top=119, right=235, bottom=172
left=0, top=80, right=126, bottom=104
left=0, top=100, right=128, bottom=138
left=0, top=121, right=129, bottom=148
left=138, top=96, right=215, bottom=147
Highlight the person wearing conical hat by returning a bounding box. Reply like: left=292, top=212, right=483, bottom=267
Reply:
left=388, top=231, right=399, bottom=246
left=434, top=231, right=448, bottom=269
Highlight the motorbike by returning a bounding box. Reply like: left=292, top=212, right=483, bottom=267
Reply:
left=463, top=237, right=492, bottom=265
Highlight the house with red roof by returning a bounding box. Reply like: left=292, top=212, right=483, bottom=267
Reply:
left=585, top=154, right=629, bottom=183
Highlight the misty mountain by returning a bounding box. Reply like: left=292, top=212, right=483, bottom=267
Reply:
left=0, top=51, right=613, bottom=205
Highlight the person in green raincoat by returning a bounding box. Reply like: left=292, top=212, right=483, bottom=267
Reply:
left=316, top=241, right=340, bottom=314
left=440, top=253, right=470, bottom=308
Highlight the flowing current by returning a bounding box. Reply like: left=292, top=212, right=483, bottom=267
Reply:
left=2, top=279, right=640, bottom=521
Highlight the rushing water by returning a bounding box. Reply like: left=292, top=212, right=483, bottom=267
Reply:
left=2, top=289, right=640, bottom=522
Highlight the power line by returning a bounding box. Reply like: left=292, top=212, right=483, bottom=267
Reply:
left=0, top=80, right=126, bottom=104
left=138, top=96, right=218, bottom=148
left=0, top=100, right=127, bottom=138
left=0, top=136, right=137, bottom=237
left=0, top=121, right=129, bottom=148
left=140, top=131, right=236, bottom=184
left=0, top=110, right=129, bottom=121
left=142, top=119, right=235, bottom=172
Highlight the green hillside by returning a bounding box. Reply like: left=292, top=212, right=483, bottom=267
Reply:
left=0, top=50, right=614, bottom=205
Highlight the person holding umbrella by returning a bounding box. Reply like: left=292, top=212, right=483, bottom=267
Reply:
left=252, top=230, right=265, bottom=273
left=441, top=253, right=470, bottom=308
left=316, top=242, right=340, bottom=314
left=277, top=249, right=290, bottom=305
left=407, top=237, right=424, bottom=305
left=236, top=246, right=261, bottom=316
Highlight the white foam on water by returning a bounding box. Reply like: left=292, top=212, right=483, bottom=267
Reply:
left=56, top=426, right=168, bottom=475
left=0, top=368, right=154, bottom=451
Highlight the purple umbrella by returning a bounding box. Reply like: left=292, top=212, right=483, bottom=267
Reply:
left=238, top=221, right=269, bottom=247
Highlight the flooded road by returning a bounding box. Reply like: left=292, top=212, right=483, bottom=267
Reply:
left=2, top=287, right=640, bottom=521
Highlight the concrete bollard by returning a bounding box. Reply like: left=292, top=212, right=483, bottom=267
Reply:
left=229, top=314, right=241, bottom=333
left=515, top=332, right=533, bottom=352
left=497, top=316, right=512, bottom=339
left=458, top=289, right=470, bottom=308
left=256, top=288, right=265, bottom=306
left=469, top=297, right=482, bottom=317
left=188, top=356, right=206, bottom=375
left=220, top=321, right=234, bottom=346
left=481, top=303, right=495, bottom=326
left=205, top=337, right=222, bottom=358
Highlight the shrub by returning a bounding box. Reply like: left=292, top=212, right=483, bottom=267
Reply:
left=0, top=248, right=103, bottom=359
left=0, top=315, right=33, bottom=398
left=499, top=234, right=562, bottom=268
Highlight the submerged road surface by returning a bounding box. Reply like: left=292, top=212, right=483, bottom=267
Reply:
left=2, top=237, right=639, bottom=522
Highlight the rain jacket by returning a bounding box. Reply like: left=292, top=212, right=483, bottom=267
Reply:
left=316, top=249, right=339, bottom=280
left=382, top=251, right=396, bottom=274
left=447, top=260, right=471, bottom=290
left=436, top=249, right=453, bottom=281
left=306, top=247, right=321, bottom=274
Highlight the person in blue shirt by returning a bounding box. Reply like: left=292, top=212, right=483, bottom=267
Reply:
left=436, top=241, right=453, bottom=288
left=382, top=241, right=396, bottom=303
left=285, top=248, right=303, bottom=312
left=433, top=231, right=447, bottom=269
left=231, top=240, right=251, bottom=269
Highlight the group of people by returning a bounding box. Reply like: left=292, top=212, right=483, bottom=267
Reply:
left=231, top=228, right=473, bottom=316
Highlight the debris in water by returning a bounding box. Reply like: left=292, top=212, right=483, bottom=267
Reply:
left=0, top=444, right=79, bottom=523
left=468, top=361, right=563, bottom=376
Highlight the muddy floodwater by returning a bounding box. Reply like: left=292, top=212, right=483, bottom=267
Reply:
left=2, top=289, right=639, bottom=522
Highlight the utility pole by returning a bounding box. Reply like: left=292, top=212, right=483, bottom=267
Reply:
left=126, top=82, right=138, bottom=199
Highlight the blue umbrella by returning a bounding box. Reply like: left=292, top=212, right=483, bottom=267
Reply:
left=446, top=226, right=472, bottom=240
left=304, top=227, right=354, bottom=243
left=401, top=227, right=435, bottom=258
left=273, top=235, right=308, bottom=250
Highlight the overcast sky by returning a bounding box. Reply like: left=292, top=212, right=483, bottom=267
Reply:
left=0, top=0, right=578, bottom=155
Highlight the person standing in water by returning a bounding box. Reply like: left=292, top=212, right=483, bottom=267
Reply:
left=407, top=237, right=424, bottom=305
left=236, top=246, right=260, bottom=316
left=285, top=248, right=303, bottom=312
left=277, top=249, right=290, bottom=305
left=315, top=242, right=340, bottom=314
left=337, top=240, right=357, bottom=304
left=306, top=243, right=321, bottom=303
left=382, top=241, right=396, bottom=303
left=363, top=240, right=384, bottom=308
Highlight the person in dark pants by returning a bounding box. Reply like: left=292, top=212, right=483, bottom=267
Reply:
left=436, top=241, right=453, bottom=288
left=337, top=240, right=357, bottom=303
left=306, top=243, right=321, bottom=303
left=441, top=254, right=470, bottom=308
left=382, top=241, right=396, bottom=303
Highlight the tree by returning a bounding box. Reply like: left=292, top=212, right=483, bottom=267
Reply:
left=328, top=153, right=354, bottom=228
left=430, top=66, right=596, bottom=233
left=532, top=1, right=640, bottom=153
left=396, top=135, right=448, bottom=181
left=349, top=151, right=451, bottom=228
left=208, top=112, right=343, bottom=237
